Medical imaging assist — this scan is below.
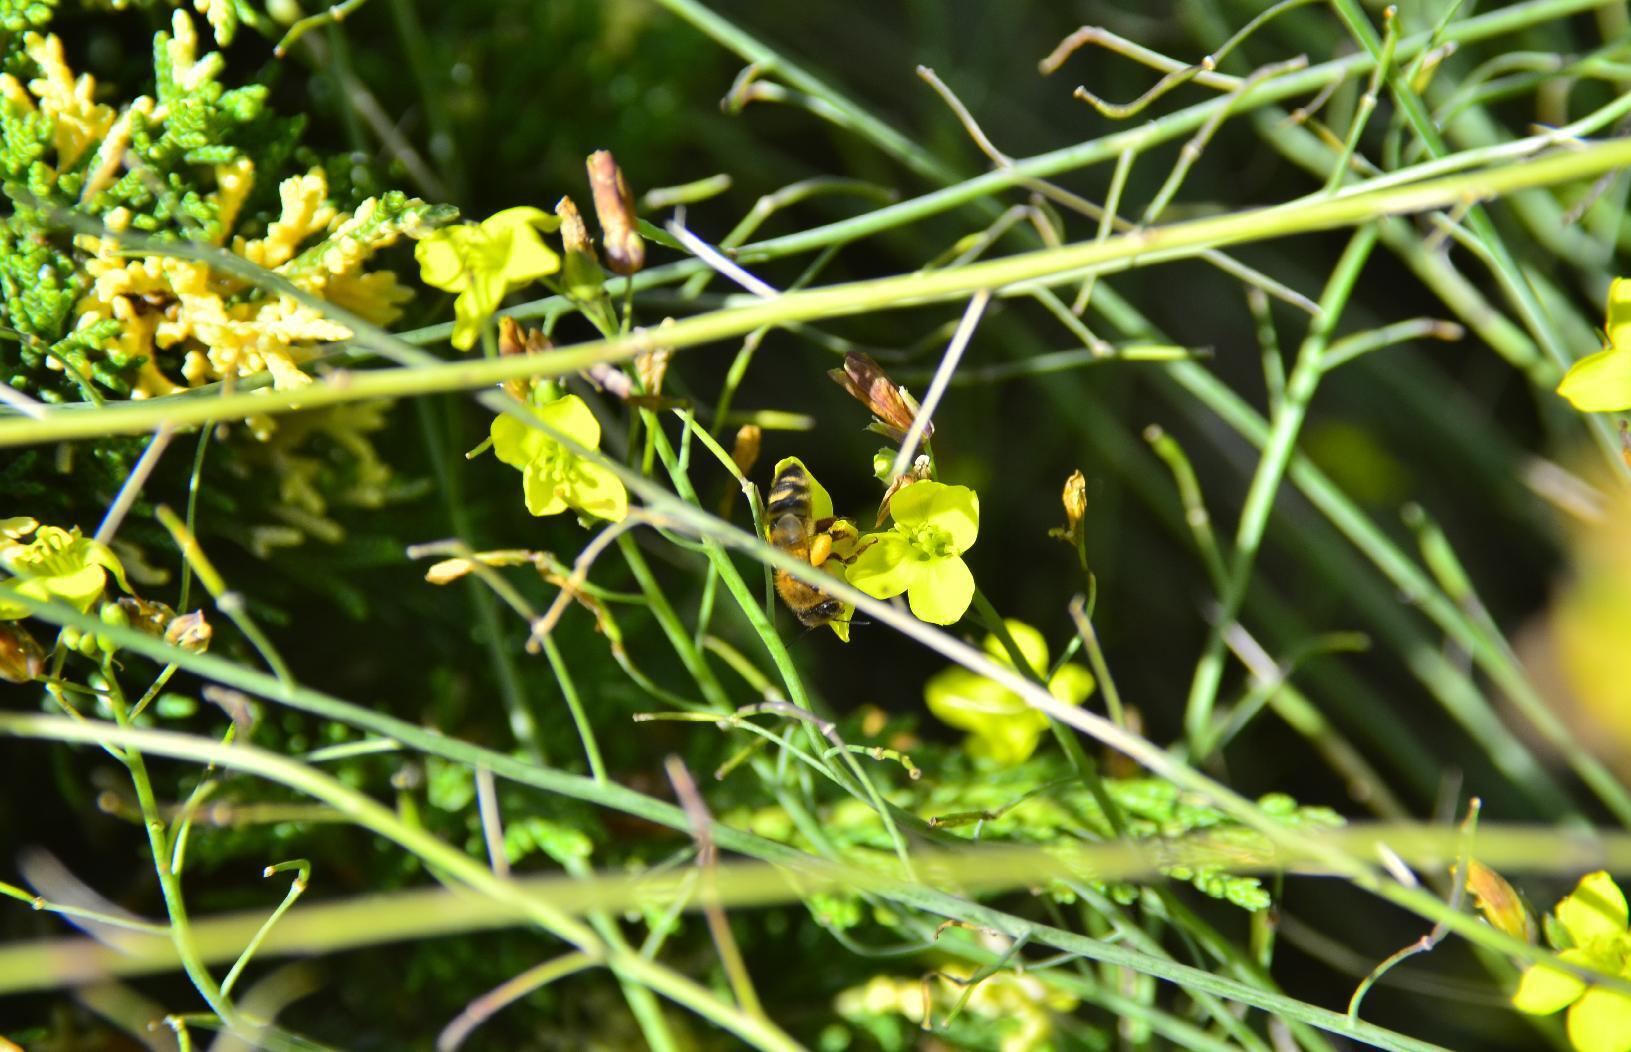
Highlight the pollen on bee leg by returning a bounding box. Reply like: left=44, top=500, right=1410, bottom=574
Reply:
left=810, top=532, right=833, bottom=567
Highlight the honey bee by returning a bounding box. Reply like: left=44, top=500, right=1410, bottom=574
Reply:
left=766, top=460, right=844, bottom=628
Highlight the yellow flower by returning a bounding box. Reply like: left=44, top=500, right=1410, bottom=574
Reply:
left=923, top=619, right=1095, bottom=765
left=1513, top=871, right=1631, bottom=1052
left=415, top=207, right=562, bottom=351
left=490, top=395, right=627, bottom=522
left=0, top=520, right=131, bottom=621
left=846, top=480, right=978, bottom=625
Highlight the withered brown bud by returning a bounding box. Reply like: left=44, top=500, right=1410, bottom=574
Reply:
left=498, top=317, right=551, bottom=401
left=0, top=622, right=45, bottom=683
left=636, top=346, right=672, bottom=397
left=1460, top=858, right=1536, bottom=943
left=730, top=424, right=762, bottom=477
left=1061, top=470, right=1087, bottom=533
left=555, top=195, right=596, bottom=259
left=117, top=595, right=176, bottom=636
left=164, top=610, right=212, bottom=654
left=587, top=150, right=644, bottom=276
left=828, top=351, right=928, bottom=443
left=1049, top=469, right=1089, bottom=566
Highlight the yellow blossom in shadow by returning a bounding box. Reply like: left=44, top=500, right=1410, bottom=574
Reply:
left=0, top=520, right=132, bottom=621
left=415, top=207, right=562, bottom=351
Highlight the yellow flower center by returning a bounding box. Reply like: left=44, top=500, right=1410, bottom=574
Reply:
left=906, top=522, right=955, bottom=560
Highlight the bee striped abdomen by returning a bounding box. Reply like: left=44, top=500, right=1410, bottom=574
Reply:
left=766, top=463, right=812, bottom=521
left=767, top=461, right=842, bottom=628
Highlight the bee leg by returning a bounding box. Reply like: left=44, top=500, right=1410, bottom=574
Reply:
left=809, top=532, right=833, bottom=568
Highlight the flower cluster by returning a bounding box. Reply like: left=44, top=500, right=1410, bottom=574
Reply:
left=1, top=12, right=453, bottom=403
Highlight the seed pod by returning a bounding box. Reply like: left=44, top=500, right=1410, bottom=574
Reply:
left=587, top=150, right=644, bottom=276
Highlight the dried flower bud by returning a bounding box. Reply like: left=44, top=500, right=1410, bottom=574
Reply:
left=1049, top=469, right=1089, bottom=562
left=164, top=610, right=212, bottom=653
left=498, top=317, right=551, bottom=401
left=424, top=557, right=476, bottom=585
left=1460, top=858, right=1535, bottom=943
left=1061, top=470, right=1087, bottom=534
left=555, top=195, right=594, bottom=258
left=636, top=346, right=672, bottom=397
left=117, top=595, right=176, bottom=636
left=730, top=425, right=762, bottom=477
left=0, top=622, right=45, bottom=683
left=587, top=150, right=644, bottom=276
left=556, top=195, right=606, bottom=303
left=828, top=351, right=927, bottom=442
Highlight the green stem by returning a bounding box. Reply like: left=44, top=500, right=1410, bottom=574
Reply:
left=1183, top=225, right=1379, bottom=755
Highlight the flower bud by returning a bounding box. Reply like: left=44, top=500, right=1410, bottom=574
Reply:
left=0, top=622, right=45, bottom=683
left=587, top=150, right=644, bottom=276
left=828, top=352, right=927, bottom=442
left=117, top=596, right=177, bottom=636
left=730, top=425, right=762, bottom=477
left=1462, top=858, right=1535, bottom=943
left=555, top=195, right=606, bottom=302
left=1062, top=470, right=1086, bottom=534
left=636, top=345, right=671, bottom=397
left=498, top=317, right=551, bottom=401
left=164, top=610, right=213, bottom=653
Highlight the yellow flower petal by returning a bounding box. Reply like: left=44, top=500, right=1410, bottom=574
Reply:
left=1513, top=952, right=1590, bottom=1015
left=906, top=554, right=973, bottom=625
left=846, top=535, right=918, bottom=600
left=520, top=466, right=570, bottom=518
left=1570, top=985, right=1631, bottom=1052
left=414, top=227, right=478, bottom=292
left=1558, top=346, right=1631, bottom=412
left=534, top=393, right=602, bottom=450
left=982, top=619, right=1050, bottom=676
left=569, top=461, right=628, bottom=522
left=1605, top=277, right=1631, bottom=349
left=1047, top=663, right=1096, bottom=706
left=1558, top=872, right=1628, bottom=945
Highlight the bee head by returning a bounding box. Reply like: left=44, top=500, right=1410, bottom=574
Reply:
left=797, top=598, right=843, bottom=628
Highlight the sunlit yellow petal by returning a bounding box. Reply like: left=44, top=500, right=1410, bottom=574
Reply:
left=1558, top=872, right=1629, bottom=945
left=845, top=536, right=919, bottom=600
left=1047, top=663, right=1096, bottom=706
left=907, top=554, right=973, bottom=626
left=520, top=466, right=569, bottom=518
left=1512, top=956, right=1587, bottom=1015
left=414, top=227, right=477, bottom=292
left=1569, top=984, right=1631, bottom=1052
left=1557, top=347, right=1631, bottom=413
left=535, top=394, right=602, bottom=450
left=569, top=461, right=628, bottom=522
left=491, top=413, right=546, bottom=470
left=981, top=619, right=1049, bottom=676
